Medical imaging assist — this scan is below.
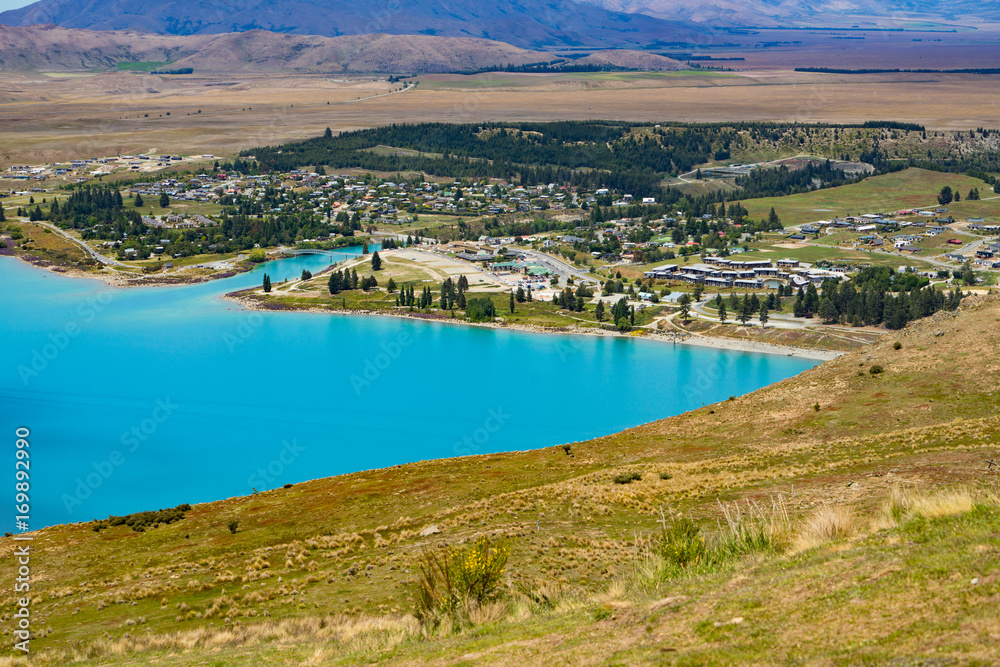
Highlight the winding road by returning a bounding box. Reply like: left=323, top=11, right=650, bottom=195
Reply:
left=35, top=221, right=127, bottom=267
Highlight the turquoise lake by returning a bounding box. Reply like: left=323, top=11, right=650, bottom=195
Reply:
left=0, top=251, right=818, bottom=531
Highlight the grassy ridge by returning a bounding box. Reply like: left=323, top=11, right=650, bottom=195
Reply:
left=3, top=296, right=1000, bottom=664
left=739, top=168, right=995, bottom=226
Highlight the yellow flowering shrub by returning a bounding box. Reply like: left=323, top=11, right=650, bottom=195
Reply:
left=415, top=536, right=509, bottom=622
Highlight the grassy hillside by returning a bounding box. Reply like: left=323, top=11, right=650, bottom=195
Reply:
left=3, top=296, right=1000, bottom=664
left=739, top=168, right=996, bottom=227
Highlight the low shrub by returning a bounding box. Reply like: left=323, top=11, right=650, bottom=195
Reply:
left=869, top=364, right=884, bottom=375
left=658, top=516, right=707, bottom=568
left=640, top=498, right=791, bottom=584
left=613, top=471, right=642, bottom=485
left=95, top=503, right=193, bottom=533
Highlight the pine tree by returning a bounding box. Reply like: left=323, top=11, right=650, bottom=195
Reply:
left=159, top=192, right=170, bottom=208
left=509, top=290, right=515, bottom=313
left=804, top=283, right=819, bottom=316
left=678, top=293, right=692, bottom=321
left=387, top=277, right=396, bottom=292
left=371, top=251, right=382, bottom=271
left=718, top=301, right=728, bottom=323
left=758, top=302, right=769, bottom=327
left=595, top=300, right=605, bottom=322
left=351, top=268, right=359, bottom=289
left=263, top=273, right=271, bottom=293
left=737, top=295, right=752, bottom=325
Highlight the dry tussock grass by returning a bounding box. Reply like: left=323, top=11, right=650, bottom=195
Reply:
left=22, top=613, right=420, bottom=665
left=793, top=505, right=855, bottom=552
left=906, top=488, right=975, bottom=519
left=465, top=600, right=508, bottom=626
left=877, top=485, right=979, bottom=529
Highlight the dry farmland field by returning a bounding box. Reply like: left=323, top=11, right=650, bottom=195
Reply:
left=4, top=62, right=1000, bottom=166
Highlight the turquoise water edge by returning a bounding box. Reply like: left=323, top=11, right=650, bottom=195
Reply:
left=0, top=251, right=818, bottom=531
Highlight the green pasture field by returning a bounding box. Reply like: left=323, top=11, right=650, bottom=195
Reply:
left=739, top=168, right=994, bottom=227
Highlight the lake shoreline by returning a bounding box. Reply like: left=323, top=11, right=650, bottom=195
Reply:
left=3, top=252, right=843, bottom=361
left=224, top=292, right=843, bottom=361
left=5, top=250, right=256, bottom=288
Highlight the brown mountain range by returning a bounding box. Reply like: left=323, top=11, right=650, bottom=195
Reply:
left=0, top=24, right=563, bottom=73
left=0, top=0, right=701, bottom=50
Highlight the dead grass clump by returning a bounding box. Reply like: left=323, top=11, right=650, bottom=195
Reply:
left=246, top=555, right=270, bottom=572
left=878, top=486, right=976, bottom=528
left=794, top=505, right=854, bottom=551
left=464, top=600, right=508, bottom=626
left=909, top=487, right=975, bottom=519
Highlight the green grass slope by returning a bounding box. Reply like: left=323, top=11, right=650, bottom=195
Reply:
left=740, top=168, right=996, bottom=227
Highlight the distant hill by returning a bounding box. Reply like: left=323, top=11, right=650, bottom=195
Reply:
left=576, top=0, right=1000, bottom=25
left=0, top=0, right=702, bottom=50
left=571, top=49, right=687, bottom=71
left=0, top=25, right=561, bottom=73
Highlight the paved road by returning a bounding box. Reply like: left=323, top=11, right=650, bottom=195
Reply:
left=690, top=294, right=860, bottom=333
left=344, top=83, right=415, bottom=105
